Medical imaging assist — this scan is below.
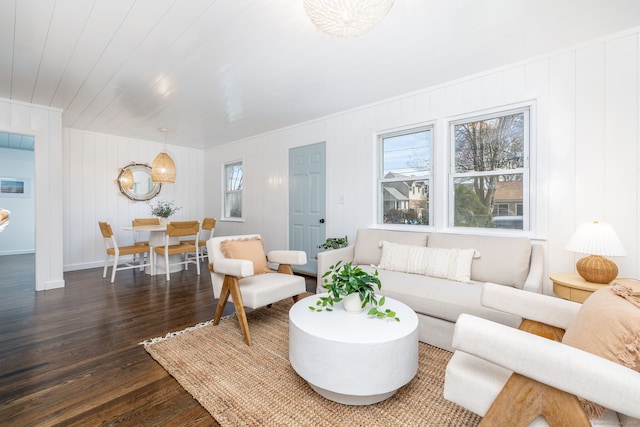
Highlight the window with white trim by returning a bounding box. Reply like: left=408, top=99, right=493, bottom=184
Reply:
left=378, top=126, right=432, bottom=225
left=450, top=108, right=529, bottom=230
left=224, top=161, right=243, bottom=219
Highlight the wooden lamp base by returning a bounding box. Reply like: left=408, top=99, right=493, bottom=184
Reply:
left=576, top=255, right=618, bottom=284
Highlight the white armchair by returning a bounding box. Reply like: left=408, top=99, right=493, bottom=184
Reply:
left=444, top=283, right=640, bottom=426
left=206, top=234, right=307, bottom=346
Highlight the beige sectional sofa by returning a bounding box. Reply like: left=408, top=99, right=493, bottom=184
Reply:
left=316, top=228, right=544, bottom=351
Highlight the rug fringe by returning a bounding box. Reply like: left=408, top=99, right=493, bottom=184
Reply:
left=139, top=313, right=236, bottom=346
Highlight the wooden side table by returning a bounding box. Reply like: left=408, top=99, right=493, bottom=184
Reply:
left=551, top=272, right=640, bottom=303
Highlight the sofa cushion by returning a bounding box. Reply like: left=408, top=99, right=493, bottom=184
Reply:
left=378, top=241, right=477, bottom=283
left=353, top=229, right=428, bottom=266
left=427, top=234, right=531, bottom=288
left=360, top=266, right=522, bottom=328
left=562, top=284, right=640, bottom=418
left=220, top=236, right=271, bottom=275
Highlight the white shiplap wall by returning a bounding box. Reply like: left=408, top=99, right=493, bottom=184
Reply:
left=0, top=98, right=64, bottom=290
left=62, top=128, right=206, bottom=271
left=205, top=28, right=640, bottom=295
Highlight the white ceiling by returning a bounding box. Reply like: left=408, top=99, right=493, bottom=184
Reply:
left=2, top=0, right=640, bottom=150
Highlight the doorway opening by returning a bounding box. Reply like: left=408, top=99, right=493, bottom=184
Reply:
left=0, top=132, right=35, bottom=290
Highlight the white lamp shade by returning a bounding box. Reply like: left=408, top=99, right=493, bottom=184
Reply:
left=303, top=0, right=395, bottom=38
left=565, top=221, right=626, bottom=257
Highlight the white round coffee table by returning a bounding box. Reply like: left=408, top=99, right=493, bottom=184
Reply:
left=289, top=293, right=419, bottom=405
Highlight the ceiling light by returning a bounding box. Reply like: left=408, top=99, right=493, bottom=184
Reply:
left=151, top=128, right=176, bottom=183
left=303, top=0, right=395, bottom=38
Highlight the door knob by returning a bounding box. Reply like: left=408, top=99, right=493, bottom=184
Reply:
left=319, top=218, right=325, bottom=223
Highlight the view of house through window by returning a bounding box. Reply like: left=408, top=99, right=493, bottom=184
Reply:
left=379, top=127, right=432, bottom=225
left=451, top=108, right=528, bottom=230
left=224, top=161, right=243, bottom=219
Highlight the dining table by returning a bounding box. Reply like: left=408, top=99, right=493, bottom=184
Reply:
left=122, top=224, right=182, bottom=275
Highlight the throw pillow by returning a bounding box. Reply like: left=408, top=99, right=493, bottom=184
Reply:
left=562, top=283, right=640, bottom=418
left=423, top=247, right=477, bottom=283
left=377, top=241, right=478, bottom=283
left=378, top=241, right=414, bottom=273
left=220, top=236, right=271, bottom=275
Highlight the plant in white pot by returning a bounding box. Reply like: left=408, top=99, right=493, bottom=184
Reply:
left=311, top=261, right=399, bottom=321
left=149, top=200, right=181, bottom=226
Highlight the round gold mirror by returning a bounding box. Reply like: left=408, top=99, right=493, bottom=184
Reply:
left=117, top=163, right=161, bottom=201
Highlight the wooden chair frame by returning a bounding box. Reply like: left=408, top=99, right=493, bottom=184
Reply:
left=98, top=221, right=151, bottom=283
left=211, top=264, right=300, bottom=346
left=153, top=220, right=200, bottom=280
left=479, top=320, right=590, bottom=427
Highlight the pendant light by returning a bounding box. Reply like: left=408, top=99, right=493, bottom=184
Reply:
left=119, top=167, right=134, bottom=189
left=152, top=128, right=176, bottom=183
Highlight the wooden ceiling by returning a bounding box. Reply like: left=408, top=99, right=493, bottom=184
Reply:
left=1, top=0, right=639, bottom=149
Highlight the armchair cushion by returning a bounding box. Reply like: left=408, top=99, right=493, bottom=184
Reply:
left=220, top=236, right=271, bottom=275
left=213, top=258, right=254, bottom=278
left=562, top=283, right=640, bottom=417
left=267, top=250, right=307, bottom=265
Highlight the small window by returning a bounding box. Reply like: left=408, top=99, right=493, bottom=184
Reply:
left=378, top=126, right=432, bottom=225
left=492, top=203, right=510, bottom=216
left=450, top=108, right=529, bottom=230
left=224, top=162, right=243, bottom=219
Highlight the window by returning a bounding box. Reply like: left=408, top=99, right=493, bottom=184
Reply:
left=450, top=108, right=529, bottom=230
left=378, top=126, right=432, bottom=225
left=224, top=162, right=243, bottom=219
left=492, top=203, right=509, bottom=216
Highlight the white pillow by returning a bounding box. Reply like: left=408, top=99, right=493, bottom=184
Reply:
left=377, top=241, right=478, bottom=283
left=377, top=241, right=414, bottom=273
left=423, top=247, right=477, bottom=283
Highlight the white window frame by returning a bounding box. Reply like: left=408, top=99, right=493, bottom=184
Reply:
left=223, top=160, right=243, bottom=221
left=448, top=106, right=531, bottom=232
left=377, top=124, right=434, bottom=227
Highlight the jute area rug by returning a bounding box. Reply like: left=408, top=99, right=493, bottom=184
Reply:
left=142, top=295, right=481, bottom=427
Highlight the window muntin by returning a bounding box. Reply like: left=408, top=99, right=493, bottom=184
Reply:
left=451, top=109, right=529, bottom=230
left=379, top=127, right=432, bottom=225
left=224, top=162, right=243, bottom=219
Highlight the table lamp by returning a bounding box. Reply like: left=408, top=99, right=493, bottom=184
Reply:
left=565, top=221, right=626, bottom=284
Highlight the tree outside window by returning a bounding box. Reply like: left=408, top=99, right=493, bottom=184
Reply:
left=379, top=127, right=432, bottom=225
left=224, top=162, right=243, bottom=219
left=451, top=109, right=528, bottom=230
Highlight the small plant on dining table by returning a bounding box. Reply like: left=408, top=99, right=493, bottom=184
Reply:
left=149, top=200, right=181, bottom=218
left=309, top=261, right=400, bottom=321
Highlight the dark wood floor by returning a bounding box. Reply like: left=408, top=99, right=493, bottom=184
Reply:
left=0, top=254, right=316, bottom=426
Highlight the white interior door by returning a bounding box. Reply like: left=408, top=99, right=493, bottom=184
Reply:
left=289, top=142, right=326, bottom=275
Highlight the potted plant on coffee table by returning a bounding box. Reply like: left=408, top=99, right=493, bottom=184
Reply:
left=311, top=261, right=399, bottom=321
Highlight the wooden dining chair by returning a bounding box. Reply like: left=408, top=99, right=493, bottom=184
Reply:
left=131, top=218, right=160, bottom=262
left=182, top=218, right=216, bottom=261
left=98, top=221, right=151, bottom=283
left=154, top=220, right=200, bottom=280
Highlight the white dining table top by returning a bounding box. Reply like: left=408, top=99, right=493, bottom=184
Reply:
left=122, top=224, right=167, bottom=232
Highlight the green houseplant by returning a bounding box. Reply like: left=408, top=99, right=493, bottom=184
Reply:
left=149, top=200, right=181, bottom=222
left=318, top=236, right=349, bottom=250
left=311, top=261, right=399, bottom=321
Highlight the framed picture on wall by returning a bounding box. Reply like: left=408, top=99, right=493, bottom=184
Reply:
left=0, top=177, right=30, bottom=198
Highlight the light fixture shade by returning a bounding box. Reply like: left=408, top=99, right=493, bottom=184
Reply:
left=151, top=152, right=176, bottom=183
left=303, top=0, right=395, bottom=38
left=120, top=168, right=134, bottom=189
left=565, top=221, right=626, bottom=257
